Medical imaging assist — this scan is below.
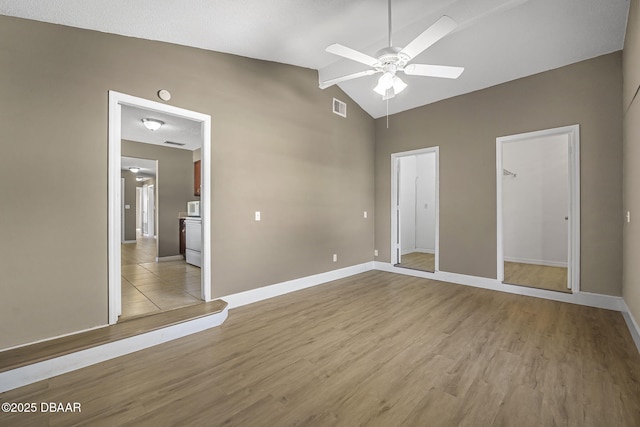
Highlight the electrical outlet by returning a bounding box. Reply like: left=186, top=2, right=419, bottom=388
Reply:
left=255, top=211, right=261, bottom=221
left=333, top=254, right=337, bottom=262
left=374, top=249, right=378, bottom=257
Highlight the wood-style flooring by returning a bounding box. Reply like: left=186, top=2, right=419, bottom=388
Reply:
left=2, top=271, right=639, bottom=426
left=396, top=251, right=435, bottom=272
left=121, top=235, right=202, bottom=319
left=504, top=261, right=569, bottom=293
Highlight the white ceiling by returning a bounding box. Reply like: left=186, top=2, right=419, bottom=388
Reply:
left=0, top=0, right=630, bottom=118
left=121, top=156, right=156, bottom=177
left=121, top=104, right=203, bottom=151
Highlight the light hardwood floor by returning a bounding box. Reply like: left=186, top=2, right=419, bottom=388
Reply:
left=2, top=271, right=639, bottom=426
left=396, top=251, right=435, bottom=272
left=504, top=261, right=570, bottom=293
left=121, top=235, right=202, bottom=319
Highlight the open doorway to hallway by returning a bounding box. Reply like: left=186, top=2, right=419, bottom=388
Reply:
left=108, top=91, right=212, bottom=324
left=120, top=154, right=201, bottom=319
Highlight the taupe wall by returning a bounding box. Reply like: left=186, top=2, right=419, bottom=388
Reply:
left=375, top=52, right=623, bottom=296
left=0, top=15, right=375, bottom=349
left=623, top=0, right=640, bottom=325
left=122, top=141, right=195, bottom=257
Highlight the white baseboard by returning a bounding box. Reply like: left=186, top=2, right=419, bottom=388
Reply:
left=401, top=248, right=435, bottom=255
left=374, top=262, right=623, bottom=311
left=622, top=301, right=640, bottom=354
left=504, top=257, right=567, bottom=268
left=122, top=240, right=137, bottom=244
left=222, top=262, right=375, bottom=309
left=0, top=309, right=228, bottom=393
left=156, top=255, right=184, bottom=262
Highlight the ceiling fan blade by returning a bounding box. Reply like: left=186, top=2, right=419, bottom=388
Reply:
left=326, top=44, right=379, bottom=67
left=400, top=15, right=457, bottom=61
left=403, top=64, right=464, bottom=79
left=319, top=69, right=379, bottom=89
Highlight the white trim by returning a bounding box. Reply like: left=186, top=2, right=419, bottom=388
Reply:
left=401, top=248, right=435, bottom=255
left=391, top=146, right=439, bottom=271
left=622, top=301, right=640, bottom=354
left=108, top=91, right=213, bottom=325
left=414, top=248, right=435, bottom=254
left=496, top=125, right=580, bottom=292
left=0, top=309, right=228, bottom=393
left=155, top=255, right=185, bottom=262
left=374, top=262, right=623, bottom=311
left=122, top=240, right=137, bottom=244
left=222, top=262, right=375, bottom=309
left=503, top=257, right=568, bottom=268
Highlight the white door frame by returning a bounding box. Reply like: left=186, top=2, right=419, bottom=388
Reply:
left=108, top=90, right=212, bottom=324
left=391, top=146, right=440, bottom=271
left=147, top=184, right=155, bottom=238
left=496, top=124, right=580, bottom=292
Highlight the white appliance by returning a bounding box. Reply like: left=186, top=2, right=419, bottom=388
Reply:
left=187, top=201, right=200, bottom=217
left=185, top=217, right=202, bottom=267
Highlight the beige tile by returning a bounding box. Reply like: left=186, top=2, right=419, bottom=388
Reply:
left=143, top=290, right=200, bottom=311
left=134, top=281, right=186, bottom=293
left=127, top=276, right=164, bottom=287
left=121, top=300, right=160, bottom=318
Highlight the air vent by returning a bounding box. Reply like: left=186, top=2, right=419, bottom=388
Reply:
left=333, top=98, right=346, bottom=118
left=164, top=141, right=185, bottom=146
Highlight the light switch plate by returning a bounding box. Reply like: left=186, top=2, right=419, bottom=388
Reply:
left=255, top=211, right=261, bottom=221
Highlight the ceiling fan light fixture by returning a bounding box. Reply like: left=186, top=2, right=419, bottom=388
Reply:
left=142, top=118, right=164, bottom=131
left=392, top=75, right=407, bottom=94
left=374, top=72, right=395, bottom=96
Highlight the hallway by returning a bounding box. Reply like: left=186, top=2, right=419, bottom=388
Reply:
left=120, top=235, right=202, bottom=319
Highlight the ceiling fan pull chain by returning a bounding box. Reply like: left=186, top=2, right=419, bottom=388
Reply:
left=386, top=97, right=389, bottom=129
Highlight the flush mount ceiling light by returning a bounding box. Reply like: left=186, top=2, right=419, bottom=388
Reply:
left=129, top=167, right=140, bottom=173
left=141, top=118, right=164, bottom=131
left=136, top=176, right=144, bottom=182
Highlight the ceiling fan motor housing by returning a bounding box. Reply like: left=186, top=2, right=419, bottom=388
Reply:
left=375, top=46, right=410, bottom=70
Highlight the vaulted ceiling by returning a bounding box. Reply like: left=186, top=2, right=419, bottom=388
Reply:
left=0, top=0, right=629, bottom=118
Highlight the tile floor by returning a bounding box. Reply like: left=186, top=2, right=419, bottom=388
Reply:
left=121, top=234, right=202, bottom=320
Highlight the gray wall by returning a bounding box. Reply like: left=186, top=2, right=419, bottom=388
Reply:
left=0, top=15, right=375, bottom=350
left=122, top=169, right=141, bottom=241
left=375, top=52, right=623, bottom=296
left=623, top=0, right=640, bottom=327
left=122, top=140, right=195, bottom=257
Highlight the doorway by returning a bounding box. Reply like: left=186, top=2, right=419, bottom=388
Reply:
left=496, top=125, right=580, bottom=293
left=391, top=147, right=439, bottom=273
left=108, top=91, right=212, bottom=324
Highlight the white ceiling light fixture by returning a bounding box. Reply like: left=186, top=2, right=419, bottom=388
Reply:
left=141, top=118, right=164, bottom=131
left=129, top=167, right=140, bottom=173
left=136, top=176, right=145, bottom=182
left=373, top=72, right=407, bottom=100
left=320, top=0, right=464, bottom=101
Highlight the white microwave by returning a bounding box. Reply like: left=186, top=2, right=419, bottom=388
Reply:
left=187, top=201, right=200, bottom=217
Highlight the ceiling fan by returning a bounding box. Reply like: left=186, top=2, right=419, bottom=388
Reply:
left=319, top=0, right=464, bottom=100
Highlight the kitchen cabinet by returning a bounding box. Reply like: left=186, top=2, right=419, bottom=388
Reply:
left=179, top=218, right=186, bottom=258
left=194, top=160, right=201, bottom=196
